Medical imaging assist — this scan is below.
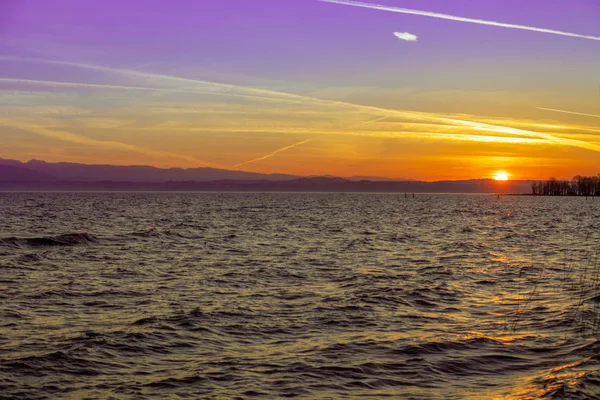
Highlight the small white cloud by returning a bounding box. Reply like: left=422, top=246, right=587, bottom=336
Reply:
left=394, top=32, right=418, bottom=42
left=322, top=0, right=600, bottom=42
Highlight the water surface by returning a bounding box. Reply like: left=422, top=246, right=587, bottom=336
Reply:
left=1, top=193, right=599, bottom=399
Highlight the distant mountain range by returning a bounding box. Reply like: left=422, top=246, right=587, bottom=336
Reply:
left=0, top=158, right=299, bottom=182
left=0, top=158, right=532, bottom=193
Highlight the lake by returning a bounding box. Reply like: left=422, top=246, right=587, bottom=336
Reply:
left=1, top=193, right=599, bottom=399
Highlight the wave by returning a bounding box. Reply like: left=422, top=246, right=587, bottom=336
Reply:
left=509, top=352, right=600, bottom=399
left=130, top=308, right=210, bottom=330
left=0, top=228, right=203, bottom=250
left=123, top=228, right=202, bottom=240
left=145, top=375, right=207, bottom=388
left=0, top=350, right=117, bottom=377
left=0, top=233, right=99, bottom=248
left=26, top=288, right=148, bottom=299
left=2, top=193, right=599, bottom=399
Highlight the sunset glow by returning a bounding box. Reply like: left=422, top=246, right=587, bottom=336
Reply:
left=2, top=2, right=600, bottom=399
left=0, top=0, right=599, bottom=181
left=494, top=171, right=510, bottom=181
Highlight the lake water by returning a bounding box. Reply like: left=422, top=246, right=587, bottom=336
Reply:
left=1, top=193, right=599, bottom=399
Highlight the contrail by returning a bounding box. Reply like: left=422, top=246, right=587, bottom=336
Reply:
left=319, top=0, right=600, bottom=42
left=126, top=126, right=551, bottom=145
left=0, top=56, right=435, bottom=119
left=440, top=118, right=600, bottom=153
left=232, top=139, right=312, bottom=169
left=0, top=120, right=217, bottom=167
left=353, top=116, right=388, bottom=127
left=537, top=107, right=600, bottom=119
left=3, top=57, right=600, bottom=154
left=0, top=77, right=289, bottom=102
left=0, top=56, right=311, bottom=103
left=0, top=77, right=239, bottom=96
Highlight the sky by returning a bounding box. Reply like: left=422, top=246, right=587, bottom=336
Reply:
left=0, top=0, right=599, bottom=180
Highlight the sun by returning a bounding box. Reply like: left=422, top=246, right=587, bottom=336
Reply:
left=494, top=171, right=510, bottom=181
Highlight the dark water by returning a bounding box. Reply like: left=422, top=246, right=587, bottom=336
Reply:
left=1, top=193, right=599, bottom=399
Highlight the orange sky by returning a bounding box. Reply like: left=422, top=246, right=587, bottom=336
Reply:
left=2, top=75, right=598, bottom=181
left=2, top=0, right=600, bottom=180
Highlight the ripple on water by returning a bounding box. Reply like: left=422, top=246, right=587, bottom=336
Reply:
left=0, top=193, right=599, bottom=399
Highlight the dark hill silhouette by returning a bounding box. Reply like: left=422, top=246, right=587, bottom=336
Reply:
left=0, top=176, right=532, bottom=193
left=0, top=157, right=532, bottom=193
left=0, top=165, right=55, bottom=182
left=0, top=158, right=298, bottom=182
left=0, top=158, right=24, bottom=167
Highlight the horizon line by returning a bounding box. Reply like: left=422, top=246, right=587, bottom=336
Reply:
left=2, top=155, right=596, bottom=182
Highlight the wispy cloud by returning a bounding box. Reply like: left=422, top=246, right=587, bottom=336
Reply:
left=0, top=76, right=299, bottom=104
left=2, top=56, right=600, bottom=155
left=0, top=56, right=309, bottom=103
left=440, top=118, right=600, bottom=153
left=0, top=120, right=216, bottom=167
left=0, top=56, right=446, bottom=119
left=537, top=107, right=600, bottom=119
left=394, top=32, right=418, bottom=42
left=319, top=0, right=600, bottom=42
left=0, top=77, right=245, bottom=97
left=232, top=139, right=312, bottom=169
left=352, top=116, right=388, bottom=127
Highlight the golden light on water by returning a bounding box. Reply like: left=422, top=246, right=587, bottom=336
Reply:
left=494, top=171, right=510, bottom=181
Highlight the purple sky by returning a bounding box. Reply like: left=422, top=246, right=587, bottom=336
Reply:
left=3, top=0, right=599, bottom=83
left=1, top=0, right=599, bottom=179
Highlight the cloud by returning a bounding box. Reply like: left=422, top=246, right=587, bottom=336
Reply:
left=0, top=75, right=297, bottom=105
left=0, top=55, right=308, bottom=104
left=537, top=107, right=600, bottom=119
left=352, top=116, right=388, bottom=127
left=232, top=139, right=312, bottom=169
left=2, top=56, right=600, bottom=155
left=320, top=0, right=600, bottom=42
left=0, top=77, right=243, bottom=97
left=440, top=118, right=600, bottom=153
left=394, top=32, right=418, bottom=42
left=0, top=119, right=217, bottom=167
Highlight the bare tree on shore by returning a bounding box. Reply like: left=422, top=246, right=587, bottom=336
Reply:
left=531, top=174, right=600, bottom=196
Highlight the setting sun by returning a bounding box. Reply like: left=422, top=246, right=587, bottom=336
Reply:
left=4, top=1, right=600, bottom=399
left=494, top=171, right=510, bottom=181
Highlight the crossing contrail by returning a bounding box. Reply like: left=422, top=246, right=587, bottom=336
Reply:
left=232, top=139, right=312, bottom=169
left=440, top=118, right=600, bottom=153
left=0, top=77, right=245, bottom=96
left=353, top=116, right=388, bottom=128
left=0, top=119, right=216, bottom=166
left=537, top=107, right=600, bottom=119
left=319, top=0, right=600, bottom=42
left=0, top=55, right=311, bottom=103
left=3, top=56, right=600, bottom=154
